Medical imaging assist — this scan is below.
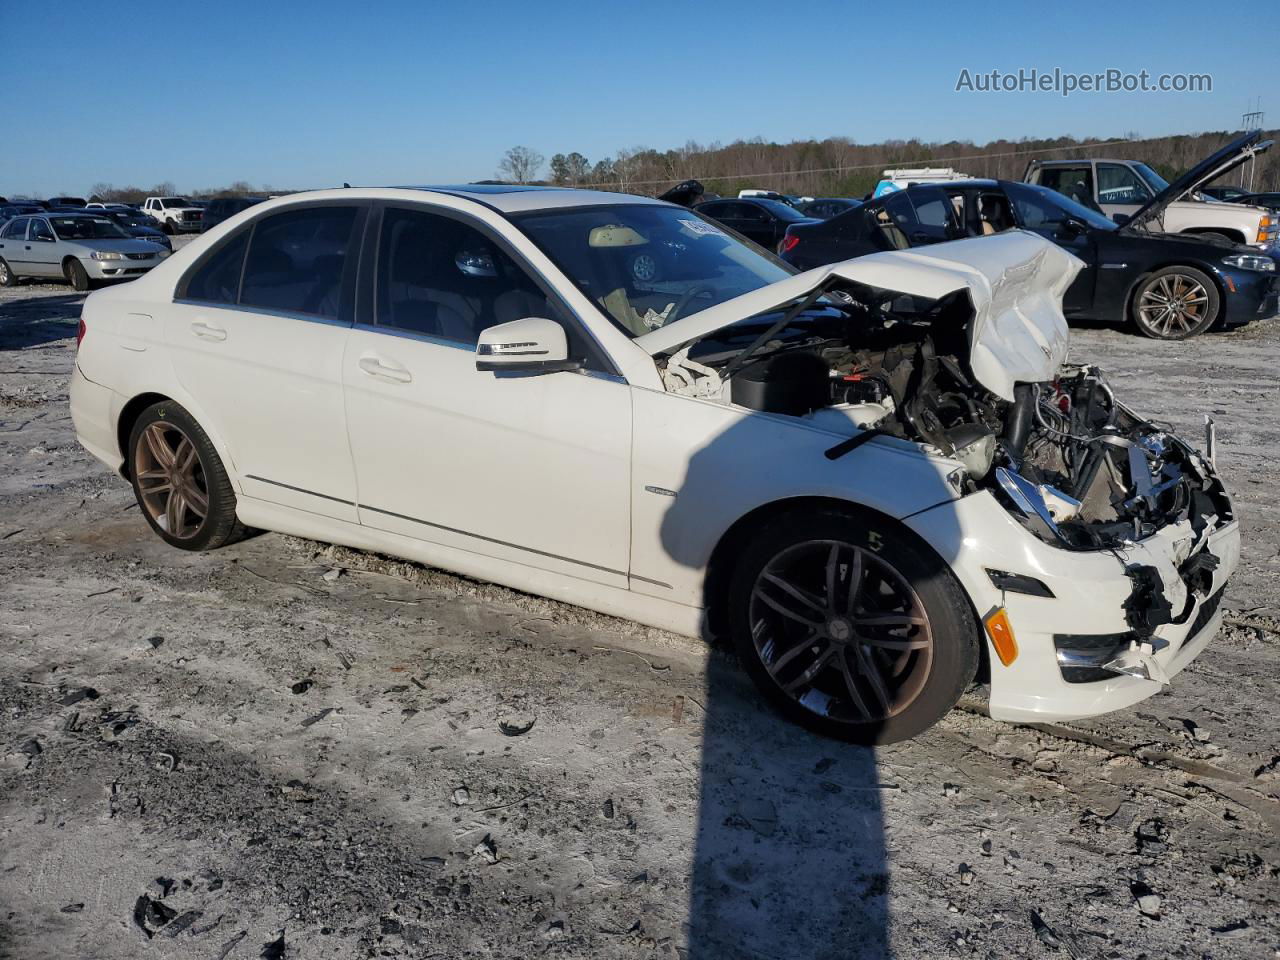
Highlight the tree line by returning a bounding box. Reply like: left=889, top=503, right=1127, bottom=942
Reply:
left=19, top=129, right=1275, bottom=204
left=501, top=130, right=1280, bottom=198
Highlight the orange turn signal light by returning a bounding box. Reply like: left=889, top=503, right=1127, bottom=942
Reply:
left=983, top=607, right=1018, bottom=666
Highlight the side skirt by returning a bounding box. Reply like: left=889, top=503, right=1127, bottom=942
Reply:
left=234, top=496, right=708, bottom=640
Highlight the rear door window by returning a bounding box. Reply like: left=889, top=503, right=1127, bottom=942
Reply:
left=239, top=206, right=360, bottom=319
left=1038, top=166, right=1096, bottom=208
left=2, top=218, right=29, bottom=240
left=184, top=229, right=251, bottom=304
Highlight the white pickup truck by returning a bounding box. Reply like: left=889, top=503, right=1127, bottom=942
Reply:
left=142, top=196, right=204, bottom=235
left=1024, top=140, right=1276, bottom=249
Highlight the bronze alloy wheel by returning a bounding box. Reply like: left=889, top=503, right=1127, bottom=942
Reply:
left=748, top=539, right=934, bottom=723
left=132, top=421, right=211, bottom=540
left=1137, top=272, right=1210, bottom=337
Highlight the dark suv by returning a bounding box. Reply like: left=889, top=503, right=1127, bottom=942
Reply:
left=201, top=196, right=267, bottom=232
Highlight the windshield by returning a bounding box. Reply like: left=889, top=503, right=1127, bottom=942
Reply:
left=1132, top=163, right=1169, bottom=195
left=161, top=197, right=191, bottom=207
left=50, top=216, right=130, bottom=240
left=514, top=205, right=794, bottom=337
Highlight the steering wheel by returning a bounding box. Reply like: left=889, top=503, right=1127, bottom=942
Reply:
left=666, top=284, right=716, bottom=324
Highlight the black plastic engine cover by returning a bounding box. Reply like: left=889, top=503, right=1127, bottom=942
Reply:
left=730, top=351, right=830, bottom=416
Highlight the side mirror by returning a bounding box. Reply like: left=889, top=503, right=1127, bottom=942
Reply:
left=1058, top=217, right=1086, bottom=237
left=476, top=317, right=582, bottom=374
left=1111, top=213, right=1131, bottom=226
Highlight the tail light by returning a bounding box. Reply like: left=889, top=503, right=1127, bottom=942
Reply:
left=780, top=233, right=800, bottom=254
left=76, top=318, right=86, bottom=350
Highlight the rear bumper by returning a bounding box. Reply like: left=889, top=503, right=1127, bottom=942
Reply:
left=906, top=488, right=1239, bottom=723
left=69, top=363, right=124, bottom=472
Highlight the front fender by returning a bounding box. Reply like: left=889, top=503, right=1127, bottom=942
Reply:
left=629, top=386, right=959, bottom=606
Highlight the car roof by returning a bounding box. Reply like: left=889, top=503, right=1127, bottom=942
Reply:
left=396, top=185, right=665, bottom=213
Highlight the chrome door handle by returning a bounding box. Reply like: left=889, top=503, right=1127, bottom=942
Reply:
left=358, top=356, right=412, bottom=383
left=190, top=320, right=227, bottom=341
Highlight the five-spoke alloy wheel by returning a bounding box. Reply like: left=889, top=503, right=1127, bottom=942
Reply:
left=730, top=508, right=979, bottom=743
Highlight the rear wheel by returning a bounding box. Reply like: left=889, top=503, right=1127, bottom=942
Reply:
left=728, top=507, right=979, bottom=743
left=64, top=258, right=90, bottom=292
left=0, top=258, right=15, bottom=287
left=128, top=401, right=247, bottom=551
left=1131, top=266, right=1219, bottom=339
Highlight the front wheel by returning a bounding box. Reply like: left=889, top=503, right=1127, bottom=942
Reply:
left=128, top=401, right=247, bottom=551
left=64, top=258, right=90, bottom=292
left=1131, top=266, right=1219, bottom=339
left=728, top=508, right=979, bottom=743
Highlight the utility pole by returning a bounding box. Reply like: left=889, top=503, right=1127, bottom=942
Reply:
left=1241, top=99, right=1264, bottom=191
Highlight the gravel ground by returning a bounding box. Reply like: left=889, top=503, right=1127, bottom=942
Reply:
left=1, top=252, right=1278, bottom=959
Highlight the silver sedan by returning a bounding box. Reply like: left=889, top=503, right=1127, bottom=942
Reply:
left=0, top=212, right=170, bottom=291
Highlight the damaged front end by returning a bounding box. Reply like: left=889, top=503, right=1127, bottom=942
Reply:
left=646, top=234, right=1235, bottom=697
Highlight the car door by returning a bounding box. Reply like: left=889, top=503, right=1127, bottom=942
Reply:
left=341, top=203, right=632, bottom=589
left=27, top=217, right=62, bottom=276
left=1004, top=183, right=1097, bottom=315
left=165, top=202, right=366, bottom=521
left=0, top=218, right=32, bottom=275
left=733, top=203, right=779, bottom=248
left=1095, top=163, right=1152, bottom=223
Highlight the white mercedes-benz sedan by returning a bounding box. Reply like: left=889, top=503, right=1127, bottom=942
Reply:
left=69, top=185, right=1239, bottom=742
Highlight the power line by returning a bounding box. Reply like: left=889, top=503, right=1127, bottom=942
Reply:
left=584, top=136, right=1158, bottom=190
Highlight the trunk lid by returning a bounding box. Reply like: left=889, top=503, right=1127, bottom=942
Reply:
left=635, top=230, right=1083, bottom=401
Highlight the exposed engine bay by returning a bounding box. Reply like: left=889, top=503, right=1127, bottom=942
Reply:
left=658, top=286, right=1232, bottom=553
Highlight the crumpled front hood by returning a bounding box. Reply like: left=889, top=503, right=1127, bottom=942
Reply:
left=635, top=230, right=1083, bottom=401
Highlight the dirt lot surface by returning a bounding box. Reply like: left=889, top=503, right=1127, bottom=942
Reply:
left=2, top=256, right=1278, bottom=959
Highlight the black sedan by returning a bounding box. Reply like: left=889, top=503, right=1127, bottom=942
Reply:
left=694, top=197, right=820, bottom=252
left=782, top=161, right=1280, bottom=341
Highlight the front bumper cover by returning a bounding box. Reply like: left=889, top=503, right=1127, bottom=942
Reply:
left=906, top=483, right=1239, bottom=723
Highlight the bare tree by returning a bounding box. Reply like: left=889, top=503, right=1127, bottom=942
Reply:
left=498, top=146, right=544, bottom=184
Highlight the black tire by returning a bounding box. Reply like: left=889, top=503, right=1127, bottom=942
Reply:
left=127, top=400, right=247, bottom=551
left=1130, top=266, right=1219, bottom=340
left=162, top=220, right=175, bottom=235
left=0, top=257, right=15, bottom=287
left=64, top=258, right=90, bottom=292
left=728, top=506, right=979, bottom=744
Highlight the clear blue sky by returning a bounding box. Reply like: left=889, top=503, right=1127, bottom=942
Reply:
left=2, top=0, right=1272, bottom=196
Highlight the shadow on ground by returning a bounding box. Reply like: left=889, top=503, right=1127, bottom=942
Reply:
left=688, top=653, right=890, bottom=958
left=0, top=292, right=83, bottom=349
